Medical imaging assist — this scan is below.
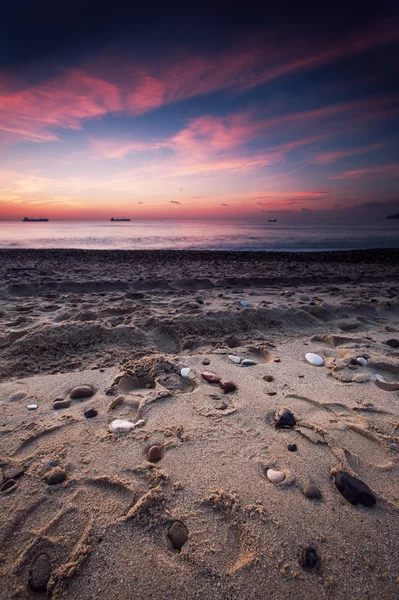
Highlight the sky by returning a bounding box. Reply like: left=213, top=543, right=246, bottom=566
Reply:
left=0, top=2, right=398, bottom=222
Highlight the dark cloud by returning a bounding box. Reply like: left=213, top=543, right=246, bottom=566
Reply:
left=222, top=203, right=228, bottom=206
left=170, top=200, right=180, bottom=204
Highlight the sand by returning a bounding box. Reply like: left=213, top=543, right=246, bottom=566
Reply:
left=0, top=248, right=398, bottom=599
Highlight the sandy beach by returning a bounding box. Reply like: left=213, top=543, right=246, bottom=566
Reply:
left=0, top=248, right=399, bottom=600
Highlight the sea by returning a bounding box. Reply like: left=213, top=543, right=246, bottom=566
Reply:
left=0, top=220, right=398, bottom=252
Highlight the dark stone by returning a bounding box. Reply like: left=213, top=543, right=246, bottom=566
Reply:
left=241, top=359, right=257, bottom=367
left=201, top=359, right=210, bottom=365
left=29, top=553, right=52, bottom=592
left=299, top=546, right=319, bottom=570
left=70, top=385, right=94, bottom=399
left=4, top=467, right=24, bottom=481
left=167, top=520, right=188, bottom=551
left=45, top=468, right=66, bottom=485
left=53, top=400, right=71, bottom=410
left=333, top=471, right=376, bottom=506
left=147, top=445, right=162, bottom=462
left=386, top=338, right=399, bottom=348
left=303, top=484, right=322, bottom=499
left=263, top=375, right=274, bottom=382
left=84, top=408, right=98, bottom=418
left=215, top=402, right=228, bottom=410
left=287, top=443, right=297, bottom=452
left=275, top=408, right=296, bottom=429
left=201, top=371, right=221, bottom=384
left=267, top=391, right=277, bottom=396
left=219, top=380, right=236, bottom=393
left=1, top=479, right=17, bottom=493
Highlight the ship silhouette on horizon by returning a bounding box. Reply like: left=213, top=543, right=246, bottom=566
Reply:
left=110, top=217, right=131, bottom=222
left=22, top=217, right=49, bottom=222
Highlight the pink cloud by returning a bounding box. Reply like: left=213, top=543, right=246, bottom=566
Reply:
left=330, top=164, right=399, bottom=180
left=311, top=143, right=384, bottom=164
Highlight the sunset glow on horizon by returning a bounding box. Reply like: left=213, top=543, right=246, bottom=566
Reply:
left=1, top=6, right=398, bottom=223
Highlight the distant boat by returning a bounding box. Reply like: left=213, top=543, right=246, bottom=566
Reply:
left=110, top=217, right=131, bottom=222
left=22, top=217, right=49, bottom=222
left=268, top=219, right=277, bottom=222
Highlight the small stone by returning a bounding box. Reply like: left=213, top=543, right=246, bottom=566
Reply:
left=4, top=467, right=24, bottom=481
left=219, top=380, right=236, bottom=393
left=303, top=484, right=322, bottom=499
left=287, top=443, right=297, bottom=452
left=275, top=408, right=296, bottom=429
left=370, top=297, right=380, bottom=303
left=45, top=468, right=66, bottom=485
left=305, top=353, right=324, bottom=366
left=267, top=391, right=277, bottom=396
left=240, top=300, right=251, bottom=307
left=333, top=470, right=376, bottom=506
left=180, top=367, right=191, bottom=377
left=70, top=385, right=94, bottom=399
left=241, top=359, right=257, bottom=367
left=147, top=445, right=162, bottom=462
left=29, top=553, right=52, bottom=592
left=266, top=469, right=285, bottom=483
left=385, top=338, right=399, bottom=348
left=201, top=359, right=210, bottom=365
left=84, top=408, right=98, bottom=418
left=263, top=375, right=273, bottom=382
left=1, top=479, right=17, bottom=493
left=107, top=395, right=124, bottom=411
left=273, top=357, right=281, bottom=363
left=299, top=546, right=319, bottom=570
left=53, top=400, right=71, bottom=410
left=166, top=520, right=188, bottom=551
left=201, top=371, right=221, bottom=383
left=228, top=354, right=241, bottom=364
left=27, top=404, right=38, bottom=410
left=215, top=402, right=228, bottom=410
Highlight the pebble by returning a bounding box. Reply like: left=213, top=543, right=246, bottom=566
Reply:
left=303, top=484, right=322, bottom=499
left=275, top=408, right=296, bottom=429
left=84, top=408, right=98, bottom=418
left=356, top=357, right=368, bottom=366
left=4, top=467, right=24, bottom=481
left=263, top=375, right=274, bottom=382
left=53, top=400, right=71, bottom=410
left=1, top=479, right=17, bottom=493
left=147, top=445, right=163, bottom=462
left=385, top=338, right=399, bottom=348
left=273, top=357, right=281, bottom=363
left=166, top=520, right=189, bottom=551
left=370, top=297, right=380, bottom=302
left=215, top=402, right=228, bottom=410
left=267, top=391, right=277, bottom=396
left=107, top=395, right=124, bottom=411
left=305, top=352, right=324, bottom=366
left=70, top=385, right=94, bottom=399
left=109, top=419, right=137, bottom=433
left=45, top=468, right=66, bottom=485
left=27, top=404, right=38, bottom=410
left=228, top=354, right=241, bottom=364
left=201, top=359, right=210, bottom=365
left=266, top=469, right=285, bottom=483
left=219, top=380, right=236, bottom=393
left=180, top=367, right=191, bottom=377
left=241, top=359, right=257, bottom=367
left=287, top=443, right=297, bottom=452
left=333, top=470, right=376, bottom=506
left=201, top=371, right=221, bottom=383
left=240, top=300, right=251, bottom=307
left=299, top=546, right=319, bottom=570
left=29, top=553, right=52, bottom=592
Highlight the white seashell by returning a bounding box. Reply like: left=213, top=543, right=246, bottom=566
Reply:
left=374, top=373, right=385, bottom=382
left=109, top=419, right=136, bottom=433
left=180, top=367, right=191, bottom=377
left=305, top=352, right=324, bottom=366
left=240, top=300, right=251, bottom=307
left=27, top=404, right=38, bottom=410
left=134, top=419, right=146, bottom=427
left=356, top=357, right=367, bottom=366
left=229, top=354, right=241, bottom=364
left=267, top=469, right=285, bottom=483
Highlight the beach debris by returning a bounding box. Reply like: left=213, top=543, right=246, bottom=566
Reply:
left=166, top=520, right=189, bottom=551
left=229, top=354, right=241, bottom=364
left=219, top=380, right=236, bottom=393
left=107, top=395, right=124, bottom=411
left=201, top=371, right=221, bottom=383
left=53, top=399, right=70, bottom=410
left=240, top=300, right=251, bottom=307
left=4, top=467, right=24, bottom=481
left=84, top=408, right=98, bottom=418
left=303, top=484, right=322, bottom=500
left=180, top=367, right=191, bottom=378
left=305, top=352, right=324, bottom=366
left=299, top=546, right=319, bottom=570
left=287, top=444, right=297, bottom=452
left=263, top=374, right=274, bottom=382
left=385, top=338, right=399, bottom=348
left=147, top=445, right=163, bottom=462
left=28, top=553, right=52, bottom=592
left=275, top=408, right=296, bottom=429
left=45, top=468, right=66, bottom=486
left=241, top=359, right=257, bottom=367
left=70, top=385, right=94, bottom=399
left=27, top=404, right=38, bottom=410
left=1, top=479, right=17, bottom=494
left=266, top=469, right=285, bottom=483
left=333, top=470, right=376, bottom=506
left=109, top=419, right=143, bottom=433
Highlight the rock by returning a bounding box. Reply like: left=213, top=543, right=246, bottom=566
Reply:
left=263, top=375, right=274, bottom=382
left=299, top=546, right=319, bottom=570
left=4, top=467, right=24, bottom=481
left=29, top=553, right=52, bottom=592
left=53, top=400, right=71, bottom=410
left=219, top=380, right=236, bottom=393
left=305, top=353, right=324, bottom=366
left=333, top=471, right=376, bottom=506
left=109, top=419, right=137, bottom=433
left=266, top=469, right=285, bottom=483
left=273, top=357, right=281, bottom=363
left=45, top=468, right=66, bottom=485
left=27, top=404, right=38, bottom=410
left=107, top=395, right=124, bottom=411
left=215, top=402, right=228, bottom=410
left=228, top=354, right=241, bottom=364
left=180, top=367, right=191, bottom=377
left=201, top=359, right=210, bottom=365
left=275, top=408, right=296, bottom=429
left=386, top=338, right=399, bottom=348
left=241, top=359, right=257, bottom=367
left=1, top=479, right=17, bottom=493
left=147, top=445, right=163, bottom=462
left=70, top=385, right=94, bottom=399
left=84, top=408, right=98, bottom=418
left=166, top=520, right=188, bottom=551
left=370, top=297, right=380, bottom=303
left=303, top=484, right=322, bottom=499
left=201, top=371, right=221, bottom=384
left=287, top=443, right=297, bottom=452
left=267, top=391, right=277, bottom=396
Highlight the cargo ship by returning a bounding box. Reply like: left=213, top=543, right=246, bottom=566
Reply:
left=110, top=217, right=131, bottom=222
left=22, top=217, right=49, bottom=222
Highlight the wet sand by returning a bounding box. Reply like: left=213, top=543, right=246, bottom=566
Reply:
left=0, top=249, right=398, bottom=599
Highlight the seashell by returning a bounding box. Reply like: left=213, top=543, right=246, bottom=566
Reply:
left=109, top=419, right=136, bottom=433
left=305, top=353, right=324, bottom=366
left=240, top=300, right=251, bottom=307
left=228, top=354, right=241, bottom=364
left=374, top=373, right=385, bottom=382
left=27, top=404, right=38, bottom=410
left=266, top=469, right=285, bottom=483
left=356, top=357, right=367, bottom=366
left=180, top=367, right=191, bottom=377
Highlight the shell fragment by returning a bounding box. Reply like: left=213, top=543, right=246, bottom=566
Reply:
left=305, top=353, right=324, bottom=366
